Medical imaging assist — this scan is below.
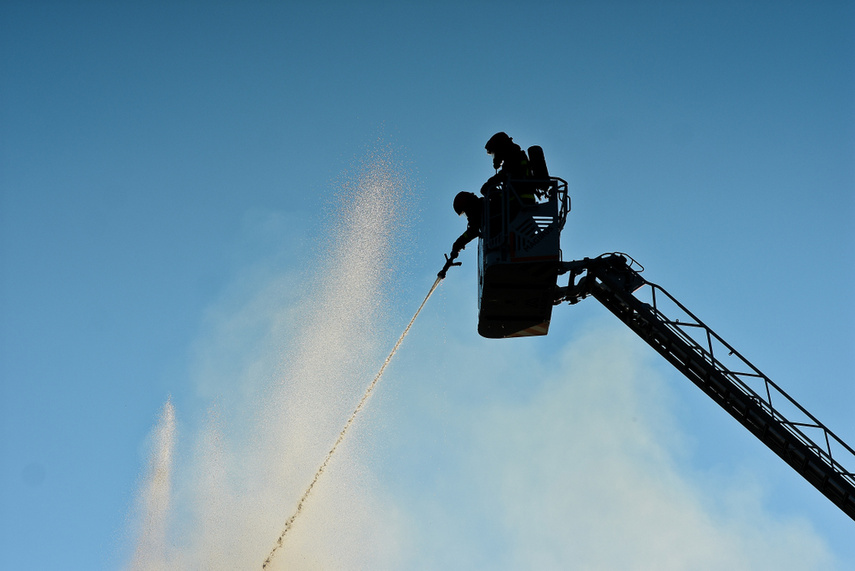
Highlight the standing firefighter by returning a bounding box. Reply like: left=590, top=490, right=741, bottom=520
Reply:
left=486, top=132, right=530, bottom=178
left=481, top=132, right=536, bottom=204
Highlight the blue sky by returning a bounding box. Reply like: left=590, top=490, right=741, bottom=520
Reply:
left=1, top=1, right=853, bottom=569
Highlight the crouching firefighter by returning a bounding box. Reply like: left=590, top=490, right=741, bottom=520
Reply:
left=438, top=191, right=483, bottom=279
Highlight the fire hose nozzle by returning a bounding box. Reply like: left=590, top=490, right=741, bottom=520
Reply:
left=437, top=253, right=462, bottom=279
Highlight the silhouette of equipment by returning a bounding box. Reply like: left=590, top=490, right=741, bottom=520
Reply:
left=438, top=141, right=855, bottom=521
left=557, top=253, right=855, bottom=522
left=437, top=253, right=462, bottom=280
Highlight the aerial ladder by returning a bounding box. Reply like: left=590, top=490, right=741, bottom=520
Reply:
left=556, top=252, right=855, bottom=521
left=455, top=146, right=855, bottom=521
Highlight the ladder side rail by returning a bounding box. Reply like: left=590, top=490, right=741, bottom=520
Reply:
left=641, top=278, right=855, bottom=470
left=585, top=261, right=855, bottom=520
left=649, top=281, right=791, bottom=403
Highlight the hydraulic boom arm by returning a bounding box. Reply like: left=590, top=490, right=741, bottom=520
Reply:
left=558, top=253, right=855, bottom=521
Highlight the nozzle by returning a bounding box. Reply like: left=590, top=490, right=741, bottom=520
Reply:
left=437, top=253, right=462, bottom=279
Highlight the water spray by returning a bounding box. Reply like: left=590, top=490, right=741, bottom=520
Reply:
left=262, top=257, right=459, bottom=569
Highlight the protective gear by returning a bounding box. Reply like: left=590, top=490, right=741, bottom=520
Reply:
left=453, top=191, right=480, bottom=216
left=485, top=132, right=531, bottom=180
left=485, top=132, right=513, bottom=155
left=486, top=132, right=514, bottom=169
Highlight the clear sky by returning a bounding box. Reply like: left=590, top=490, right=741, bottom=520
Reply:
left=1, top=1, right=853, bottom=569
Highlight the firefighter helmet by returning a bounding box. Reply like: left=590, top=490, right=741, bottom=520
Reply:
left=453, top=191, right=478, bottom=216
left=485, top=132, right=513, bottom=154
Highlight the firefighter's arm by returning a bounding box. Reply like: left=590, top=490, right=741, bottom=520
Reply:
left=451, top=231, right=473, bottom=257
